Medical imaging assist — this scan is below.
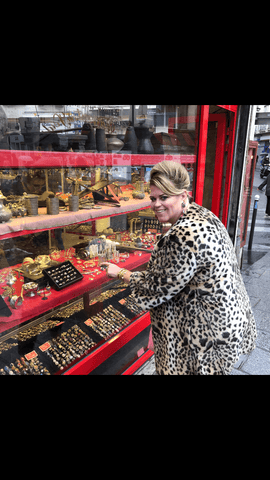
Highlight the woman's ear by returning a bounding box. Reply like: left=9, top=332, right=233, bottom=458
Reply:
left=180, top=191, right=188, bottom=201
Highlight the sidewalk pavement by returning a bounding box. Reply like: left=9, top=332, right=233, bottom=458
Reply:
left=234, top=252, right=270, bottom=375
left=135, top=245, right=270, bottom=376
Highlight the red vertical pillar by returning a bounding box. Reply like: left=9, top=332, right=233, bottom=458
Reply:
left=195, top=105, right=209, bottom=205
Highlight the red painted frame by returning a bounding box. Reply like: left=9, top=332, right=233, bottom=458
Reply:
left=209, top=114, right=227, bottom=217
left=216, top=105, right=238, bottom=113
left=0, top=150, right=195, bottom=168
left=195, top=105, right=209, bottom=205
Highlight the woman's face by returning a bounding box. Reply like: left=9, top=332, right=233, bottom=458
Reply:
left=150, top=185, right=187, bottom=225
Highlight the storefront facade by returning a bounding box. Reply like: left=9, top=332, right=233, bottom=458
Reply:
left=0, top=104, right=248, bottom=374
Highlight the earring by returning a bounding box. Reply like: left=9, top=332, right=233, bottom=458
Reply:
left=182, top=202, right=186, bottom=208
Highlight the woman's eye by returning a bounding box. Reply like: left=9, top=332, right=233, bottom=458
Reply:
left=150, top=195, right=168, bottom=202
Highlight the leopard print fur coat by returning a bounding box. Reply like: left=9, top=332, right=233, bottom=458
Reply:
left=129, top=202, right=257, bottom=375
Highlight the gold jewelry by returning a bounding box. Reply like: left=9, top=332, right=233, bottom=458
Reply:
left=117, top=269, right=127, bottom=281
left=2, top=285, right=14, bottom=298
left=9, top=295, right=23, bottom=309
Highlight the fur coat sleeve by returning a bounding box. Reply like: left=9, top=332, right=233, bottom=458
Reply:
left=130, top=232, right=197, bottom=309
left=129, top=202, right=257, bottom=375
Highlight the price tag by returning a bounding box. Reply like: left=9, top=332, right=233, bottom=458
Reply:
left=85, top=319, right=94, bottom=327
left=25, top=351, right=38, bottom=361
left=39, top=342, right=51, bottom=352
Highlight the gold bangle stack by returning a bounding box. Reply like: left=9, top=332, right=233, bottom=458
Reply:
left=117, top=268, right=127, bottom=281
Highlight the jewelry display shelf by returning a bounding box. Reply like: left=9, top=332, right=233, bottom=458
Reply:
left=0, top=198, right=152, bottom=241
left=0, top=250, right=151, bottom=334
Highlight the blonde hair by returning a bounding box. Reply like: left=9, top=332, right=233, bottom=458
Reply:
left=150, top=160, right=190, bottom=196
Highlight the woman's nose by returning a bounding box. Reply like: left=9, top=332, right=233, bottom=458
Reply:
left=154, top=198, right=161, bottom=207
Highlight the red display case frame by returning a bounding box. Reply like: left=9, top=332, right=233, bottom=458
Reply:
left=0, top=150, right=196, bottom=169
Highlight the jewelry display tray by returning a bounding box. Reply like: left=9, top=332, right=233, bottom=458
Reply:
left=42, top=261, right=83, bottom=291
left=0, top=284, right=146, bottom=375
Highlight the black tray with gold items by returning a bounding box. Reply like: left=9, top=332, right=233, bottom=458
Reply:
left=0, top=314, right=97, bottom=375
left=42, top=261, right=83, bottom=291
left=142, top=217, right=162, bottom=234
left=0, top=282, right=146, bottom=375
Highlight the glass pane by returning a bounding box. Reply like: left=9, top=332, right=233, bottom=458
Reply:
left=135, top=104, right=198, bottom=154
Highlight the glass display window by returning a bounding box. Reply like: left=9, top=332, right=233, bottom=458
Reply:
left=0, top=103, right=240, bottom=374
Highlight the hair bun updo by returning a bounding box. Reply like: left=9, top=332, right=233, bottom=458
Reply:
left=150, top=160, right=190, bottom=196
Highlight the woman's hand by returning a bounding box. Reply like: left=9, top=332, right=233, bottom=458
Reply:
left=101, top=262, right=122, bottom=278
left=101, top=262, right=132, bottom=284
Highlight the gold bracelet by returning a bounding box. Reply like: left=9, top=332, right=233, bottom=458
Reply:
left=117, top=269, right=124, bottom=280
left=117, top=269, right=127, bottom=281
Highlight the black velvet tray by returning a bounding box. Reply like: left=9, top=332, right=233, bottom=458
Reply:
left=42, top=261, right=83, bottom=291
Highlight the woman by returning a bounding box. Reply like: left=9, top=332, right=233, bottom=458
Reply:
left=103, top=161, right=257, bottom=375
